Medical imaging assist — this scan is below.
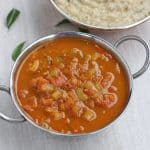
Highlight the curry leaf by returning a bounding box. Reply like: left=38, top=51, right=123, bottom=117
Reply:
left=6, top=8, right=20, bottom=29
left=55, top=19, right=71, bottom=27
left=78, top=28, right=89, bottom=33
left=12, top=42, right=25, bottom=61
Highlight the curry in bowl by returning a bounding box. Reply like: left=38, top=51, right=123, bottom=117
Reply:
left=15, top=36, right=129, bottom=134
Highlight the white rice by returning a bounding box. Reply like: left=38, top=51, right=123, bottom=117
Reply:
left=54, top=0, right=150, bottom=28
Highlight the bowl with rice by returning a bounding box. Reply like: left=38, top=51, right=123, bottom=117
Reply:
left=50, top=0, right=150, bottom=30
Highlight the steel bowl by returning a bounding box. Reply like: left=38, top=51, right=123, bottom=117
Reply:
left=50, top=0, right=150, bottom=31
left=0, top=32, right=149, bottom=136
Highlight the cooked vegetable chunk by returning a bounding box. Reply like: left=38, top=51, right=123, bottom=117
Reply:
left=82, top=108, right=97, bottom=121
left=29, top=60, right=39, bottom=71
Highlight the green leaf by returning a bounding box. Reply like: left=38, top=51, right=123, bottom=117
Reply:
left=6, top=8, right=20, bottom=29
left=78, top=28, right=89, bottom=33
left=12, top=42, right=25, bottom=61
left=55, top=19, right=71, bottom=27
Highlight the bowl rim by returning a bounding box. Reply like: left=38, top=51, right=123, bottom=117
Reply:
left=50, top=0, right=150, bottom=30
left=10, top=31, right=133, bottom=136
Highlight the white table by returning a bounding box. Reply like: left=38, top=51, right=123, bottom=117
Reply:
left=0, top=0, right=150, bottom=150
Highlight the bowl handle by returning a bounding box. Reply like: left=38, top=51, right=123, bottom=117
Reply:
left=114, top=35, right=150, bottom=79
left=0, top=85, right=26, bottom=123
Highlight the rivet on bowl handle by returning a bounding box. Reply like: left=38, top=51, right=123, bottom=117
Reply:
left=114, top=35, right=150, bottom=79
left=0, top=85, right=26, bottom=123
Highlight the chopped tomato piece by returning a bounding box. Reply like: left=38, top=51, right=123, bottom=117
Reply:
left=48, top=68, right=67, bottom=87
left=101, top=93, right=118, bottom=108
left=92, top=75, right=103, bottom=84
left=94, top=94, right=103, bottom=106
left=109, top=85, right=118, bottom=92
left=30, top=77, right=53, bottom=93
left=101, top=72, right=115, bottom=89
left=84, top=89, right=98, bottom=98
left=49, top=75, right=67, bottom=87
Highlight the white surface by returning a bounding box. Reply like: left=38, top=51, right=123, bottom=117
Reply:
left=0, top=0, right=150, bottom=150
